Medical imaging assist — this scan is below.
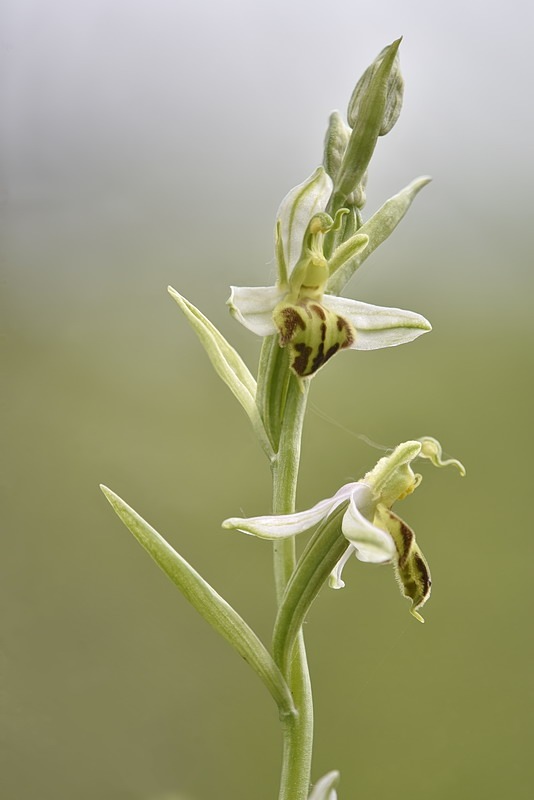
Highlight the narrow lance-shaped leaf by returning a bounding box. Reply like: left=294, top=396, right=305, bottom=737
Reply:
left=326, top=176, right=431, bottom=295
left=168, top=287, right=273, bottom=459
left=100, top=485, right=296, bottom=717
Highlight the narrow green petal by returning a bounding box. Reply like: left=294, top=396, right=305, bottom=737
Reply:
left=327, top=232, right=369, bottom=278
left=100, top=485, right=296, bottom=716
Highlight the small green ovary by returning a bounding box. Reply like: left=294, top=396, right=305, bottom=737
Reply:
left=273, top=300, right=355, bottom=377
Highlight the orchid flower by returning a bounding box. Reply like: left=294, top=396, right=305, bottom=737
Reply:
left=223, top=438, right=465, bottom=621
left=228, top=168, right=432, bottom=378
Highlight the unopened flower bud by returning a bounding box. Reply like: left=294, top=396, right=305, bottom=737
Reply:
left=347, top=40, right=404, bottom=136
left=329, top=38, right=404, bottom=213
left=323, top=111, right=351, bottom=183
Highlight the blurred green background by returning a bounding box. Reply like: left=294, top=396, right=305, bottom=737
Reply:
left=2, top=1, right=533, bottom=798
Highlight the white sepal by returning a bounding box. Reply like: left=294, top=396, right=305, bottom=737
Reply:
left=276, top=167, right=333, bottom=273
left=222, top=482, right=357, bottom=540
left=323, top=295, right=431, bottom=350
left=227, top=285, right=283, bottom=336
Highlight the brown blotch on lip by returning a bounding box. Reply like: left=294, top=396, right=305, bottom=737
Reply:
left=397, top=518, right=415, bottom=568
left=337, top=316, right=355, bottom=348
left=310, top=303, right=326, bottom=321
left=414, top=553, right=431, bottom=597
left=279, top=307, right=306, bottom=345
left=325, top=343, right=340, bottom=360
left=292, top=342, right=312, bottom=376
left=310, top=341, right=340, bottom=374
left=311, top=343, right=326, bottom=374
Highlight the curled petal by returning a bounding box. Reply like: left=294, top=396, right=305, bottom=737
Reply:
left=324, top=295, right=431, bottom=350
left=277, top=167, right=333, bottom=273
left=227, top=285, right=284, bottom=336
left=222, top=482, right=357, bottom=540
left=419, top=436, right=466, bottom=476
left=342, top=483, right=396, bottom=562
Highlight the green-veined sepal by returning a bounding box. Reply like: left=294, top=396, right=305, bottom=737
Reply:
left=276, top=167, right=333, bottom=276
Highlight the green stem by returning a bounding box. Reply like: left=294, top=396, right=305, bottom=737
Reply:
left=272, top=502, right=348, bottom=676
left=271, top=375, right=313, bottom=800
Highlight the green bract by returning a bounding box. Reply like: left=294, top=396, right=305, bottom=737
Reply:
left=167, top=287, right=273, bottom=458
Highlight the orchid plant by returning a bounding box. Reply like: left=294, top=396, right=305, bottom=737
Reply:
left=101, top=39, right=465, bottom=800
